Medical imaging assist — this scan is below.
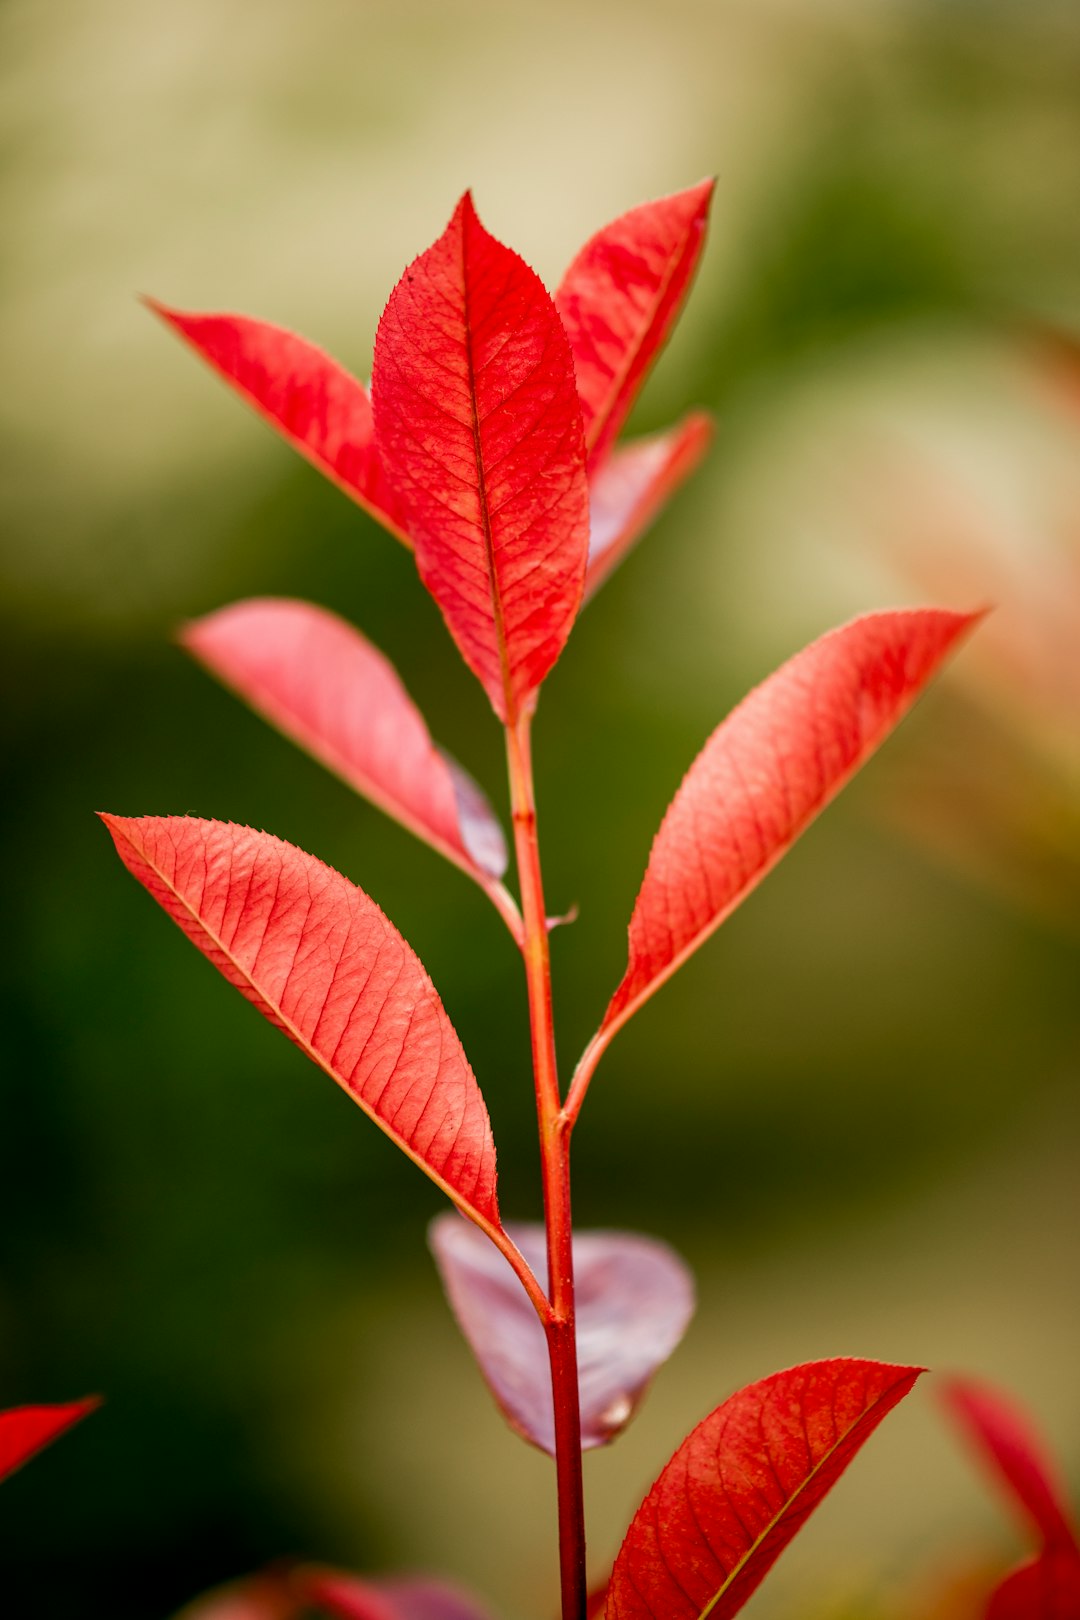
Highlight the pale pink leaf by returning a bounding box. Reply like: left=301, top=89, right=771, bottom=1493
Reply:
left=182, top=599, right=507, bottom=884
left=606, top=1359, right=922, bottom=1620
left=600, top=609, right=981, bottom=1044
left=145, top=303, right=409, bottom=541
left=100, top=816, right=499, bottom=1227
left=372, top=192, right=589, bottom=722
left=555, top=182, right=714, bottom=465
left=585, top=414, right=712, bottom=600
left=430, top=1215, right=694, bottom=1454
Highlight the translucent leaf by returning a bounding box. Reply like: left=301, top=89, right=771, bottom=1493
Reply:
left=430, top=1216, right=694, bottom=1454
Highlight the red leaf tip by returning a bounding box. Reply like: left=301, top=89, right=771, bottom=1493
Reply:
left=0, top=1396, right=102, bottom=1485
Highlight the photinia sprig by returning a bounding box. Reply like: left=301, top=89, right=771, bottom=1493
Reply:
left=102, top=184, right=981, bottom=1620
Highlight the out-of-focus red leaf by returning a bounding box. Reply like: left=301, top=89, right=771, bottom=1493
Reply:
left=0, top=1397, right=100, bottom=1484
left=584, top=414, right=712, bottom=600
left=173, top=1573, right=299, bottom=1620
left=606, top=1358, right=922, bottom=1620
left=941, top=1378, right=1078, bottom=1550
left=586, top=1587, right=609, bottom=1620
left=598, top=609, right=980, bottom=1047
left=429, top=1215, right=694, bottom=1454
left=100, top=816, right=499, bottom=1228
left=943, top=1377, right=1080, bottom=1620
left=182, top=599, right=508, bottom=888
left=372, top=192, right=589, bottom=723
left=987, top=1549, right=1080, bottom=1620
left=290, top=1570, right=401, bottom=1620
left=374, top=1582, right=497, bottom=1620
left=1029, top=323, right=1080, bottom=420
left=296, top=1569, right=496, bottom=1620
left=555, top=181, right=714, bottom=465
left=145, top=303, right=409, bottom=542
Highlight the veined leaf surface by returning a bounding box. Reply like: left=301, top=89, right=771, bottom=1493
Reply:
left=372, top=193, right=589, bottom=722
left=585, top=413, right=712, bottom=600
left=606, top=1359, right=922, bottom=1620
left=555, top=181, right=714, bottom=465
left=0, top=1398, right=100, bottom=1484
left=145, top=304, right=408, bottom=541
left=101, top=816, right=499, bottom=1227
left=182, top=599, right=508, bottom=886
left=600, top=609, right=980, bottom=1044
left=429, top=1216, right=694, bottom=1454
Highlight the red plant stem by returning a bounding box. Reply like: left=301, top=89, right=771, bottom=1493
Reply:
left=506, top=708, right=587, bottom=1620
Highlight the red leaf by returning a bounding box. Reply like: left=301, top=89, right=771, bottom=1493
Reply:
left=372, top=193, right=590, bottom=723
left=290, top=1571, right=401, bottom=1620
left=987, top=1550, right=1080, bottom=1620
left=585, top=414, right=712, bottom=600
left=941, top=1378, right=1078, bottom=1551
left=300, top=1571, right=495, bottom=1620
left=599, top=609, right=980, bottom=1046
left=100, top=816, right=499, bottom=1228
left=173, top=1573, right=299, bottom=1620
left=555, top=181, right=714, bottom=465
left=606, top=1358, right=922, bottom=1620
left=429, top=1215, right=694, bottom=1454
left=0, top=1398, right=100, bottom=1484
left=182, top=599, right=508, bottom=888
left=145, top=303, right=409, bottom=541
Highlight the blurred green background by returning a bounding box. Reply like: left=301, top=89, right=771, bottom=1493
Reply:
left=2, top=1, right=1078, bottom=1616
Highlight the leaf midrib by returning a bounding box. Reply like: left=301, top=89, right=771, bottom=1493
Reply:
left=459, top=212, right=515, bottom=722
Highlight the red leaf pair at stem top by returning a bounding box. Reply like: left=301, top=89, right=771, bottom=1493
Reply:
left=103, top=182, right=983, bottom=1619
left=149, top=183, right=714, bottom=725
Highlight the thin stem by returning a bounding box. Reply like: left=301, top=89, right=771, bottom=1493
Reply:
left=506, top=709, right=587, bottom=1620
left=561, top=1025, right=616, bottom=1133
left=473, top=1212, right=552, bottom=1325
left=484, top=877, right=525, bottom=948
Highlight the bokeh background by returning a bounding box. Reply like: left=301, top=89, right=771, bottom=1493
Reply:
left=2, top=1, right=1078, bottom=1615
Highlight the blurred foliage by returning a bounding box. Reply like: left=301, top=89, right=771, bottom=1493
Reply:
left=1, top=2, right=1078, bottom=1617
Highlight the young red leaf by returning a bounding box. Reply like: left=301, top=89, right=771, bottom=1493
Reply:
left=100, top=816, right=499, bottom=1228
left=987, top=1550, right=1080, bottom=1620
left=595, top=609, right=980, bottom=1053
left=297, top=1569, right=496, bottom=1620
left=555, top=181, right=714, bottom=465
left=182, top=599, right=509, bottom=892
left=606, top=1358, right=922, bottom=1620
left=585, top=414, right=712, bottom=601
left=372, top=193, right=590, bottom=723
left=941, top=1377, right=1078, bottom=1550
left=429, top=1215, right=694, bottom=1454
left=145, top=303, right=409, bottom=543
left=0, top=1397, right=100, bottom=1484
